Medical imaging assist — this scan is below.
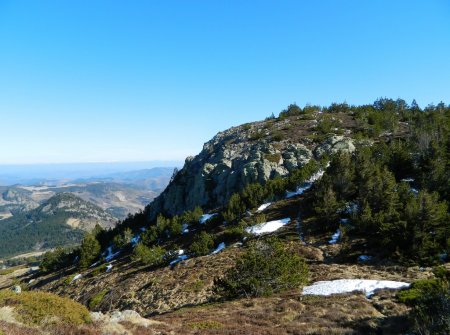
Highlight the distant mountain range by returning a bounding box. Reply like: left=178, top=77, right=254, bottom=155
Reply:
left=0, top=162, right=181, bottom=186
left=0, top=167, right=175, bottom=220
left=0, top=167, right=175, bottom=258
left=0, top=193, right=115, bottom=258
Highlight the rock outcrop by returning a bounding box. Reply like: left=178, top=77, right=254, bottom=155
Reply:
left=146, top=116, right=356, bottom=219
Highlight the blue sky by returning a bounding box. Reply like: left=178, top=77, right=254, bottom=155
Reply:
left=0, top=0, right=449, bottom=164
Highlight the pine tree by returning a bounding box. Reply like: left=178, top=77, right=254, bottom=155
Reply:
left=78, top=233, right=101, bottom=269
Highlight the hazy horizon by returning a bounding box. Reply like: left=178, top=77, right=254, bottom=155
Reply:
left=0, top=160, right=182, bottom=186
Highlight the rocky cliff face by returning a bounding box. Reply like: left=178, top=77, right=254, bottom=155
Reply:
left=146, top=114, right=356, bottom=219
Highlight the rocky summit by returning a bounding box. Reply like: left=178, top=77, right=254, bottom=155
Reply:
left=147, top=111, right=357, bottom=219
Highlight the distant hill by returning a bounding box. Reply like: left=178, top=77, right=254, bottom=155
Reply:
left=0, top=162, right=181, bottom=186
left=0, top=193, right=116, bottom=258
left=0, top=167, right=174, bottom=222
left=78, top=167, right=175, bottom=190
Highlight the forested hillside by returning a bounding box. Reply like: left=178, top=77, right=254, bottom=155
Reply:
left=0, top=193, right=116, bottom=258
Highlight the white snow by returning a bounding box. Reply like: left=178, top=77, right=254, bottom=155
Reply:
left=401, top=178, right=415, bottom=183
left=199, top=214, right=217, bottom=224
left=105, top=247, right=121, bottom=262
left=211, top=242, right=226, bottom=255
left=245, top=218, right=291, bottom=235
left=28, top=279, right=35, bottom=284
left=71, top=274, right=82, bottom=283
left=169, top=254, right=188, bottom=266
left=169, top=250, right=188, bottom=266
left=285, top=166, right=329, bottom=198
left=256, top=203, right=272, bottom=212
left=302, top=279, right=410, bottom=297
left=182, top=223, right=189, bottom=234
left=90, top=261, right=100, bottom=268
left=340, top=218, right=349, bottom=224
left=106, top=264, right=113, bottom=272
left=131, top=235, right=140, bottom=246
left=329, top=229, right=341, bottom=244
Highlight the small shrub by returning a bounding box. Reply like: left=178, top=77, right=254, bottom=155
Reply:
left=0, top=289, right=91, bottom=326
left=89, top=264, right=107, bottom=277
left=132, top=243, right=166, bottom=266
left=215, top=237, right=308, bottom=299
left=0, top=268, right=15, bottom=276
left=189, top=232, right=214, bottom=256
left=397, top=279, right=450, bottom=335
left=222, top=222, right=249, bottom=242
left=188, top=320, right=223, bottom=330
left=241, top=183, right=266, bottom=209
left=264, top=153, right=282, bottom=164
left=78, top=233, right=101, bottom=269
left=112, top=228, right=133, bottom=248
left=250, top=131, right=264, bottom=141
left=40, top=247, right=72, bottom=273
left=182, top=206, right=204, bottom=224
left=184, top=280, right=205, bottom=293
left=223, top=193, right=246, bottom=223
left=271, top=131, right=284, bottom=141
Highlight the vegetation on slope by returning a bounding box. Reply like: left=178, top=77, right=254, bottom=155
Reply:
left=31, top=98, right=450, bottom=334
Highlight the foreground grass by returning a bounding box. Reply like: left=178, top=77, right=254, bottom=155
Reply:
left=0, top=289, right=91, bottom=326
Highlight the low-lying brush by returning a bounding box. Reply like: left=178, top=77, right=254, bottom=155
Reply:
left=0, top=289, right=91, bottom=326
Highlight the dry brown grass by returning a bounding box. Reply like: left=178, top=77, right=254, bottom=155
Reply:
left=143, top=290, right=407, bottom=335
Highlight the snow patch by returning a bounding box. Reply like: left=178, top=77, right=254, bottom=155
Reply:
left=105, top=247, right=121, bottom=262
left=169, top=255, right=188, bottom=266
left=401, top=178, right=415, bottom=183
left=245, top=218, right=291, bottom=235
left=71, top=274, right=82, bottom=283
left=182, top=223, right=189, bottom=234
left=286, top=166, right=329, bottom=198
left=199, top=214, right=217, bottom=224
left=256, top=203, right=271, bottom=212
left=358, top=255, right=371, bottom=262
left=106, top=264, right=113, bottom=272
left=302, top=279, right=410, bottom=297
left=211, top=242, right=226, bottom=255
left=329, top=229, right=341, bottom=244
left=168, top=250, right=188, bottom=266
left=131, top=235, right=140, bottom=246
left=90, top=261, right=100, bottom=268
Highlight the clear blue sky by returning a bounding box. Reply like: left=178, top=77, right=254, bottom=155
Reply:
left=0, top=0, right=449, bottom=164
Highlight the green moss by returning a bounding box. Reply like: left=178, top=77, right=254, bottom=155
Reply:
left=88, top=289, right=108, bottom=310
left=0, top=289, right=91, bottom=326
